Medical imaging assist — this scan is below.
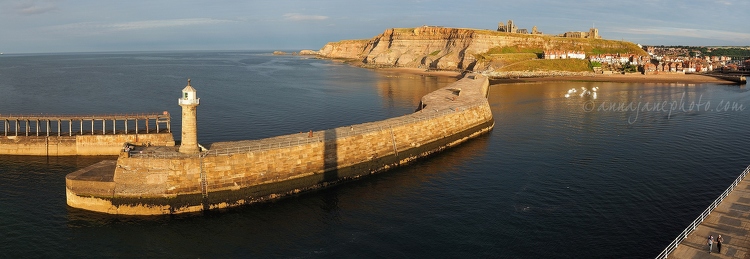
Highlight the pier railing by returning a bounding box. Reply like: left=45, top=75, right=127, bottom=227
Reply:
left=130, top=101, right=490, bottom=159
left=201, top=102, right=488, bottom=157
left=655, top=164, right=750, bottom=259
left=0, top=113, right=168, bottom=120
left=0, top=112, right=171, bottom=136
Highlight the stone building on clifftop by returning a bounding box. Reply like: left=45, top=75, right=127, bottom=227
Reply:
left=497, top=20, right=518, bottom=33
left=559, top=27, right=601, bottom=39
left=497, top=20, right=542, bottom=35
left=497, top=20, right=601, bottom=39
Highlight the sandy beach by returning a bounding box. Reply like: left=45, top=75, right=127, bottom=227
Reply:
left=491, top=73, right=738, bottom=84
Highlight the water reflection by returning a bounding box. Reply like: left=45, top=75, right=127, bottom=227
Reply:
left=11, top=52, right=750, bottom=258
left=490, top=81, right=746, bottom=128
left=373, top=71, right=456, bottom=109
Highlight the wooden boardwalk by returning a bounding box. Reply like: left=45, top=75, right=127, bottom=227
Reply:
left=664, top=166, right=750, bottom=258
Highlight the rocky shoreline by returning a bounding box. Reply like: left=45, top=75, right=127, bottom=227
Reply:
left=481, top=70, right=594, bottom=79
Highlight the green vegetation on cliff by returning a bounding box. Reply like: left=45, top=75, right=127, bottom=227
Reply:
left=588, top=39, right=646, bottom=55
left=484, top=46, right=542, bottom=55
left=475, top=52, right=537, bottom=62
left=475, top=37, right=646, bottom=57
left=695, top=47, right=750, bottom=57
left=497, top=59, right=593, bottom=72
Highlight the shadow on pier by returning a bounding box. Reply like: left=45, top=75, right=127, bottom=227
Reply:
left=323, top=129, right=338, bottom=182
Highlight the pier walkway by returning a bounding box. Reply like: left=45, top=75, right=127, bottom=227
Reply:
left=658, top=165, right=750, bottom=258
left=0, top=113, right=171, bottom=136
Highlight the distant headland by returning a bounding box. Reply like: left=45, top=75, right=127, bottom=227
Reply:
left=315, top=24, right=645, bottom=74
left=310, top=23, right=747, bottom=84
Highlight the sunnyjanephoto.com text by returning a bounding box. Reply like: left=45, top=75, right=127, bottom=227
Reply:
left=582, top=92, right=746, bottom=124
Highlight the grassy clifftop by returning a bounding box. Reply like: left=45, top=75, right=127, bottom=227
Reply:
left=474, top=33, right=646, bottom=57
left=498, top=59, right=593, bottom=72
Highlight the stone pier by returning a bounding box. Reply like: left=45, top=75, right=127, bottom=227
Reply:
left=66, top=74, right=494, bottom=215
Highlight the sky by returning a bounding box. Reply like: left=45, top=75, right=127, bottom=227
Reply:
left=1, top=0, right=749, bottom=54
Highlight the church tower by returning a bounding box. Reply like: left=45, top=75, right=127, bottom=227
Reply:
left=178, top=79, right=200, bottom=154
left=589, top=27, right=600, bottom=39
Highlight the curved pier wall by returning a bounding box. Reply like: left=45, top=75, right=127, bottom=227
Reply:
left=0, top=133, right=174, bottom=156
left=66, top=75, right=493, bottom=215
left=206, top=103, right=492, bottom=194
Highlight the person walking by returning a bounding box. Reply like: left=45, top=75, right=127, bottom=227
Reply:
left=717, top=235, right=724, bottom=254
left=707, top=235, right=714, bottom=253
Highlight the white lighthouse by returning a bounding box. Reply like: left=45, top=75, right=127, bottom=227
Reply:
left=178, top=79, right=200, bottom=154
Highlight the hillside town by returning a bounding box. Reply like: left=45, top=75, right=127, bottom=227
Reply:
left=542, top=45, right=749, bottom=74
left=496, top=19, right=749, bottom=74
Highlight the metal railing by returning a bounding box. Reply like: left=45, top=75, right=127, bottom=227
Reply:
left=0, top=112, right=169, bottom=120
left=200, top=102, right=487, bottom=157
left=656, top=164, right=750, bottom=259
left=178, top=98, right=200, bottom=106
left=1, top=112, right=171, bottom=136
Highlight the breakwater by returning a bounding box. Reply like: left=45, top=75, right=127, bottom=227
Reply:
left=707, top=74, right=747, bottom=84
left=66, top=74, right=494, bottom=215
left=0, top=113, right=175, bottom=156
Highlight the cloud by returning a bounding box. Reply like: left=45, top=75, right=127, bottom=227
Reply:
left=14, top=0, right=59, bottom=15
left=48, top=18, right=233, bottom=33
left=611, top=26, right=750, bottom=44
left=715, top=0, right=732, bottom=5
left=105, top=18, right=231, bottom=31
left=283, top=13, right=329, bottom=21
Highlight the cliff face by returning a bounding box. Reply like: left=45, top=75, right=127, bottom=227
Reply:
left=318, top=26, right=647, bottom=72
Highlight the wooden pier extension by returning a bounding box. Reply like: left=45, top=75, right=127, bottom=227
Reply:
left=0, top=113, right=171, bottom=136
left=0, top=113, right=174, bottom=156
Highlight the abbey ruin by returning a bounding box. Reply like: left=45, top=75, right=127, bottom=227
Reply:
left=497, top=19, right=600, bottom=39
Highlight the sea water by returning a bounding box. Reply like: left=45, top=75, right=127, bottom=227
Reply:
left=0, top=51, right=748, bottom=258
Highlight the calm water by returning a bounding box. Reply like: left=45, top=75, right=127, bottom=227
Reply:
left=1, top=51, right=749, bottom=258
